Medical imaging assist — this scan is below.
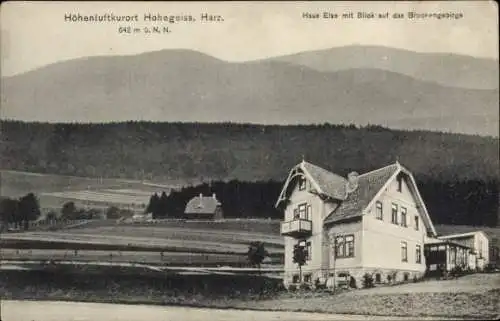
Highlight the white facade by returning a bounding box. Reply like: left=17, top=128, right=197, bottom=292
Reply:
left=438, top=231, right=490, bottom=270
left=278, top=161, right=437, bottom=288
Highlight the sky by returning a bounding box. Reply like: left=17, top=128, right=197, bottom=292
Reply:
left=1, top=1, right=498, bottom=77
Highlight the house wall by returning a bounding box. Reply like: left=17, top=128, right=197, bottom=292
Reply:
left=361, top=174, right=427, bottom=282
left=475, top=233, right=490, bottom=269
left=439, top=233, right=490, bottom=270
left=283, top=174, right=325, bottom=285
left=326, top=219, right=363, bottom=271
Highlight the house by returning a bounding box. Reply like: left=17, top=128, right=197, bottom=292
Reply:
left=437, top=231, right=490, bottom=271
left=184, top=193, right=223, bottom=220
left=276, top=160, right=438, bottom=288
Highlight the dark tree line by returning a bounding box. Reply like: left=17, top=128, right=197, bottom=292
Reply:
left=2, top=120, right=498, bottom=227
left=145, top=179, right=498, bottom=227
left=145, top=180, right=283, bottom=219
left=1, top=120, right=497, bottom=183
left=0, top=193, right=41, bottom=229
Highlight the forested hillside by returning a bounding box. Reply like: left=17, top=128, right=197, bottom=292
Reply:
left=1, top=121, right=498, bottom=226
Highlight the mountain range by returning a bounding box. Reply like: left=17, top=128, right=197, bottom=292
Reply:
left=1, top=45, right=498, bottom=136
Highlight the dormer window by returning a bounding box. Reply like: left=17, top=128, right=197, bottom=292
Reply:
left=298, top=176, right=307, bottom=191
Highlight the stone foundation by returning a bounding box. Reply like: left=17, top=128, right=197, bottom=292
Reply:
left=283, top=267, right=425, bottom=290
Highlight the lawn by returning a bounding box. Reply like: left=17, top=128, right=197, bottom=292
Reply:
left=0, top=269, right=497, bottom=319
left=1, top=223, right=284, bottom=255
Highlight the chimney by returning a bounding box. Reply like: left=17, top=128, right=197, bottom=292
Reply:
left=346, top=171, right=359, bottom=194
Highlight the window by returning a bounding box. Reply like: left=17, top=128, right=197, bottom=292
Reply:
left=397, top=176, right=403, bottom=192
left=401, top=241, right=408, bottom=262
left=414, top=216, right=419, bottom=231
left=304, top=274, right=312, bottom=283
left=400, top=207, right=407, bottom=227
left=298, top=176, right=306, bottom=191
left=375, top=273, right=381, bottom=283
left=335, top=234, right=355, bottom=258
left=298, top=203, right=307, bottom=219
left=298, top=240, right=312, bottom=261
left=292, top=274, right=299, bottom=283
left=294, top=203, right=310, bottom=220
left=416, top=245, right=422, bottom=263
left=375, top=201, right=383, bottom=220
left=306, top=241, right=312, bottom=261
left=391, top=203, right=398, bottom=224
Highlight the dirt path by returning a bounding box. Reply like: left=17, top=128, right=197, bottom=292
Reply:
left=1, top=300, right=450, bottom=321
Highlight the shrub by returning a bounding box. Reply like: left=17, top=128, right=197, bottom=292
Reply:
left=288, top=284, right=297, bottom=292
left=349, top=276, right=357, bottom=289
left=362, top=273, right=374, bottom=288
left=390, top=271, right=398, bottom=284
left=299, top=283, right=311, bottom=291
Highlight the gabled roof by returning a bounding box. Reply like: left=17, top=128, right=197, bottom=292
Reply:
left=301, top=161, right=347, bottom=200
left=323, top=163, right=399, bottom=224
left=184, top=195, right=221, bottom=215
left=275, top=161, right=347, bottom=207
left=438, top=231, right=491, bottom=241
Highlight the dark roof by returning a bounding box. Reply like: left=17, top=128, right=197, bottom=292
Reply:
left=302, top=161, right=347, bottom=200
left=323, top=163, right=399, bottom=225
left=184, top=195, right=221, bottom=215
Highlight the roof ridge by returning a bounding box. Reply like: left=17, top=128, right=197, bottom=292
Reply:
left=359, top=162, right=399, bottom=177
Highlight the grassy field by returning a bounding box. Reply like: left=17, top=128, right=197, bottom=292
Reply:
left=0, top=249, right=251, bottom=266
left=0, top=221, right=285, bottom=267
left=0, top=170, right=173, bottom=212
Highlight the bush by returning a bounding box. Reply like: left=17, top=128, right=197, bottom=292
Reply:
left=362, top=273, right=374, bottom=288
left=390, top=271, right=398, bottom=284
left=299, top=283, right=311, bottom=291
left=349, top=276, right=357, bottom=289
left=288, top=284, right=297, bottom=292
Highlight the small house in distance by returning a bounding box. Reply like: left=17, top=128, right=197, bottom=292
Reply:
left=184, top=193, right=223, bottom=220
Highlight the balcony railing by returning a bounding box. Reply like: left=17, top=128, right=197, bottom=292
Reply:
left=281, top=218, right=312, bottom=237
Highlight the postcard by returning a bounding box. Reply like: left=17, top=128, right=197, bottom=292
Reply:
left=0, top=1, right=498, bottom=320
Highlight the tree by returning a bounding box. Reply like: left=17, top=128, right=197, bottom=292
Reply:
left=158, top=191, right=169, bottom=218
left=46, top=211, right=58, bottom=222
left=145, top=193, right=160, bottom=215
left=293, top=243, right=307, bottom=283
left=247, top=241, right=268, bottom=273
left=18, top=193, right=41, bottom=229
left=61, top=201, right=77, bottom=220
left=0, top=197, right=19, bottom=226
left=106, top=206, right=121, bottom=219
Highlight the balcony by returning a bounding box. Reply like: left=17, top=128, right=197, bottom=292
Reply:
left=281, top=219, right=312, bottom=238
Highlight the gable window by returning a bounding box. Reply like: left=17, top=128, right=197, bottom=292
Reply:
left=391, top=203, right=398, bottom=224
left=375, top=201, right=383, bottom=220
left=335, top=234, right=355, bottom=258
left=298, top=176, right=307, bottom=191
left=401, top=241, right=408, bottom=262
left=400, top=207, right=407, bottom=227
left=397, top=176, right=403, bottom=192
left=416, top=244, right=422, bottom=263
left=414, top=216, right=419, bottom=231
